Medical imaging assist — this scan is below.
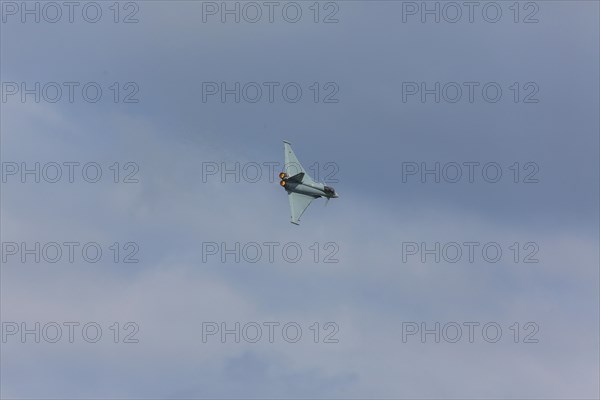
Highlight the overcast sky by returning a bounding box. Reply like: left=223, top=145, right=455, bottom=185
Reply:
left=1, top=1, right=599, bottom=399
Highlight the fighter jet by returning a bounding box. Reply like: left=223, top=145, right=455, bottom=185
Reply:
left=279, top=141, right=339, bottom=225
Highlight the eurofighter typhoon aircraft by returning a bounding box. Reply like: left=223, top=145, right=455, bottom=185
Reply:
left=279, top=141, right=339, bottom=225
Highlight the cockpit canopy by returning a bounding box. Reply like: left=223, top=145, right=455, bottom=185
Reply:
left=324, top=186, right=336, bottom=194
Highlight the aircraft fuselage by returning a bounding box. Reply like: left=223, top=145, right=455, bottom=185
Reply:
left=283, top=180, right=338, bottom=199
